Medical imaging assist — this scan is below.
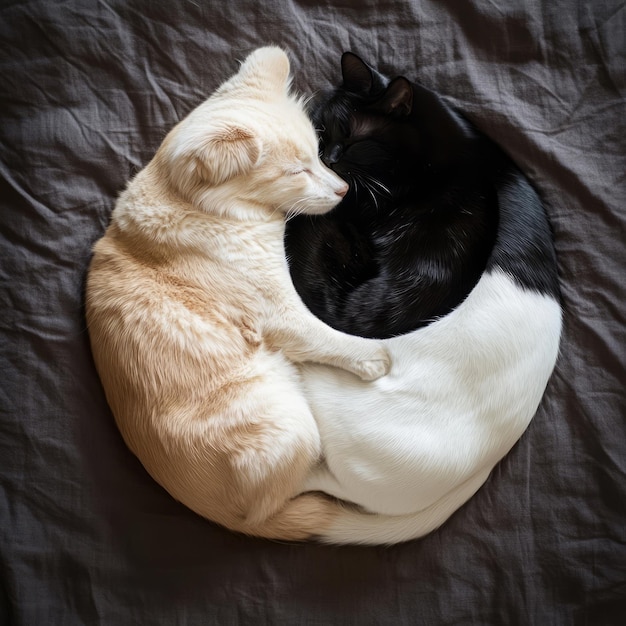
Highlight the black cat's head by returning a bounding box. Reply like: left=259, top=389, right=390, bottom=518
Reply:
left=312, top=52, right=475, bottom=207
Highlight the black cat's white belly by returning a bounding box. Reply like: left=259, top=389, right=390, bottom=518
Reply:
left=300, top=269, right=561, bottom=533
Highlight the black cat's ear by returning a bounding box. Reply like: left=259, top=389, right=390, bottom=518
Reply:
left=341, top=52, right=388, bottom=95
left=341, top=52, right=373, bottom=93
left=379, top=77, right=413, bottom=116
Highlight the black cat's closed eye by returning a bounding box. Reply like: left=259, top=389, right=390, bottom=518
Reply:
left=323, top=144, right=343, bottom=167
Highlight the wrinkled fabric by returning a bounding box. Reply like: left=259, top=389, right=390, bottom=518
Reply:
left=1, top=1, right=625, bottom=624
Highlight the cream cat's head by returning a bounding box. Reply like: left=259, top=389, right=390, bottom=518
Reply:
left=157, top=47, right=348, bottom=218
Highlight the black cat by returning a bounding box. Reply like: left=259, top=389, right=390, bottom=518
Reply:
left=285, top=53, right=555, bottom=339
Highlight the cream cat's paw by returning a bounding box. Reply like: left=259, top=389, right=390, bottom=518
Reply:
left=353, top=348, right=391, bottom=381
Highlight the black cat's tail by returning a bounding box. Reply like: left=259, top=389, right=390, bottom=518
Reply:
left=316, top=468, right=491, bottom=545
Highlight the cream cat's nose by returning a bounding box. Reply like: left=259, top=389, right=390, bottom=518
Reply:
left=335, top=181, right=349, bottom=198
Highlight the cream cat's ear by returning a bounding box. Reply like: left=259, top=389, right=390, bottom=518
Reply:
left=162, top=124, right=262, bottom=191
left=194, top=126, right=262, bottom=185
left=237, top=46, right=291, bottom=92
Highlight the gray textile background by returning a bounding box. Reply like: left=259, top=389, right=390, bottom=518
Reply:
left=1, top=1, right=624, bottom=624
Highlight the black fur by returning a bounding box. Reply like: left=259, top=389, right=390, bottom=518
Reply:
left=488, top=169, right=560, bottom=298
left=285, top=53, right=559, bottom=339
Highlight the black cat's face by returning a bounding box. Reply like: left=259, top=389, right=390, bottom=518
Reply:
left=311, top=52, right=476, bottom=210
left=317, top=97, right=401, bottom=177
left=312, top=53, right=422, bottom=207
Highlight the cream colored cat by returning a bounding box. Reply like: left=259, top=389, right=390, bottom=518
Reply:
left=85, top=47, right=391, bottom=541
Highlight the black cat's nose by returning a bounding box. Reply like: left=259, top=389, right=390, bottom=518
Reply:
left=323, top=144, right=343, bottom=167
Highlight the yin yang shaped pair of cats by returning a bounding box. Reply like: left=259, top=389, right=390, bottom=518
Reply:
left=286, top=53, right=562, bottom=545
left=89, top=48, right=560, bottom=546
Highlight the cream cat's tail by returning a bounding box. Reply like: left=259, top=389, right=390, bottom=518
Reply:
left=234, top=468, right=489, bottom=545
left=316, top=468, right=491, bottom=545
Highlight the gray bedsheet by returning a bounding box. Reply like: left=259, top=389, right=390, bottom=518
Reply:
left=1, top=1, right=624, bottom=624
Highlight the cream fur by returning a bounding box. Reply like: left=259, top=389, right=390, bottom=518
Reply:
left=85, top=47, right=391, bottom=542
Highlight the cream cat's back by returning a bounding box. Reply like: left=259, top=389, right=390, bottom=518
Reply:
left=87, top=231, right=249, bottom=435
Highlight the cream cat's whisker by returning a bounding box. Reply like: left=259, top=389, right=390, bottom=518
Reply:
left=286, top=196, right=318, bottom=220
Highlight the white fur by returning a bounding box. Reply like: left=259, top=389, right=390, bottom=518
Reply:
left=300, top=270, right=562, bottom=544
